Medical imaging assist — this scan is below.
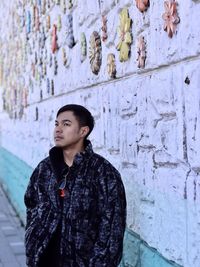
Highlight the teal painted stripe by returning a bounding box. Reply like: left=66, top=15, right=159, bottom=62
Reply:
left=120, top=229, right=183, bottom=267
left=0, top=147, right=33, bottom=224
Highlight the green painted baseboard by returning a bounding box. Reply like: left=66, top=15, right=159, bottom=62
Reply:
left=0, top=146, right=183, bottom=267
left=120, top=229, right=183, bottom=267
left=0, top=146, right=33, bottom=224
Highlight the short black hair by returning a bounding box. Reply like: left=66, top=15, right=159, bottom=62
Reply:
left=56, top=104, right=95, bottom=139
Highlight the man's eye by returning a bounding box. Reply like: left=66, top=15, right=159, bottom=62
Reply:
left=64, top=123, right=70, bottom=126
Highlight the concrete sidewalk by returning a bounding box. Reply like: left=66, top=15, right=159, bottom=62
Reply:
left=0, top=185, right=26, bottom=267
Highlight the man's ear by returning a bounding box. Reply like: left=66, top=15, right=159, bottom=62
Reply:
left=80, top=126, right=90, bottom=138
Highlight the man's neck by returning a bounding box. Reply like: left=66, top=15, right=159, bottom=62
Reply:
left=62, top=142, right=85, bottom=167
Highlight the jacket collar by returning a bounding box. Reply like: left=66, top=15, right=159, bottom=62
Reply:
left=49, top=139, right=94, bottom=179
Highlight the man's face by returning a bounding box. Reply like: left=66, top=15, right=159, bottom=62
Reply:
left=54, top=111, right=85, bottom=148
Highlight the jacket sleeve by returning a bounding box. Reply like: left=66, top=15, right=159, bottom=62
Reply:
left=24, top=166, right=39, bottom=229
left=89, top=164, right=127, bottom=267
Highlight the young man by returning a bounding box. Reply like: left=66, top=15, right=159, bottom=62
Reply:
left=24, top=104, right=126, bottom=267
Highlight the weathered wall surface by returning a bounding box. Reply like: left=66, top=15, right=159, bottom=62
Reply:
left=0, top=0, right=200, bottom=266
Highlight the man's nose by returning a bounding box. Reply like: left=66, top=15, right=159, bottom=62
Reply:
left=55, top=125, right=63, bottom=133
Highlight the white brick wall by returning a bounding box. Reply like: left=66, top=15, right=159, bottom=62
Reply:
left=0, top=0, right=200, bottom=266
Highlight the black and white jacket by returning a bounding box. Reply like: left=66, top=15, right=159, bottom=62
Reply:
left=24, top=140, right=126, bottom=267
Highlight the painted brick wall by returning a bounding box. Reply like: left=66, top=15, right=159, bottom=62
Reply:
left=0, top=0, right=200, bottom=266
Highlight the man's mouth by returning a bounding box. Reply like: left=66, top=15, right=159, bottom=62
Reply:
left=54, top=136, right=64, bottom=140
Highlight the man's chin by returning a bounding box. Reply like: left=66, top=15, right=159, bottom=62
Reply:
left=54, top=142, right=65, bottom=148
left=54, top=142, right=70, bottom=148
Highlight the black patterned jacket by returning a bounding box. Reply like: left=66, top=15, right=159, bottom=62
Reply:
left=24, top=140, right=126, bottom=267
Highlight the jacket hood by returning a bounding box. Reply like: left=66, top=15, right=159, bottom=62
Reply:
left=49, top=139, right=94, bottom=179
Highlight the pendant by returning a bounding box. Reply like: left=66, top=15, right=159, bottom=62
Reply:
left=59, top=188, right=68, bottom=197
left=60, top=189, right=65, bottom=197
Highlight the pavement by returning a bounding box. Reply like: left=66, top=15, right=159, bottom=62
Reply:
left=0, top=185, right=26, bottom=267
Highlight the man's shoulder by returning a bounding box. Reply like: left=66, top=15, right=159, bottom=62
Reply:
left=91, top=153, right=120, bottom=176
left=34, top=156, right=51, bottom=171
